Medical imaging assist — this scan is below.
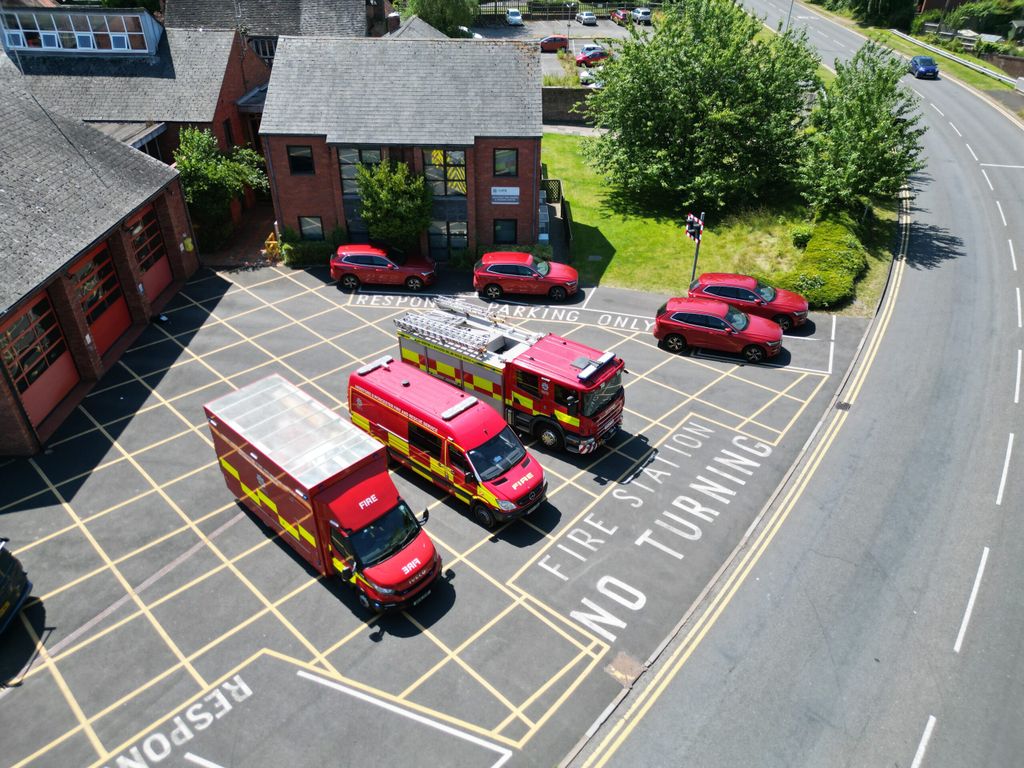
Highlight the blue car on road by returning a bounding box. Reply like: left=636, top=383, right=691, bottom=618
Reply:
left=909, top=55, right=939, bottom=79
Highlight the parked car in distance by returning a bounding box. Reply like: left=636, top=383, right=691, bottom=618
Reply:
left=457, top=25, right=484, bottom=39
left=631, top=7, right=652, bottom=23
left=688, top=273, right=809, bottom=331
left=506, top=8, right=524, bottom=25
left=578, top=42, right=605, bottom=57
left=578, top=66, right=602, bottom=85
left=540, top=34, right=568, bottom=52
left=576, top=10, right=597, bottom=24
left=610, top=8, right=631, bottom=24
left=908, top=55, right=939, bottom=79
left=576, top=48, right=609, bottom=66
left=331, top=245, right=436, bottom=291
left=474, top=252, right=579, bottom=302
left=654, top=297, right=783, bottom=363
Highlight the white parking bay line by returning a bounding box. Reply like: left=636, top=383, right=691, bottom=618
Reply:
left=1016, top=349, right=1021, bottom=405
left=996, top=433, right=1014, bottom=506
left=949, top=122, right=962, bottom=137
left=930, top=103, right=944, bottom=117
left=184, top=755, right=227, bottom=768
left=1010, top=240, right=1017, bottom=272
left=297, top=670, right=513, bottom=767
left=981, top=169, right=994, bottom=191
left=910, top=716, right=938, bottom=768
left=966, top=144, right=979, bottom=162
left=1017, top=287, right=1022, bottom=328
left=954, top=547, right=990, bottom=653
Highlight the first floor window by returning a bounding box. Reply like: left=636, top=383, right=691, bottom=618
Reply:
left=423, top=149, right=467, bottom=196
left=494, top=148, right=518, bottom=177
left=428, top=220, right=468, bottom=260
left=298, top=216, right=324, bottom=241
left=338, top=146, right=382, bottom=195
left=287, top=145, right=315, bottom=175
left=493, top=219, right=517, bottom=245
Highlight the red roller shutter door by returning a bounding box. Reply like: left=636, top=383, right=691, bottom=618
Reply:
left=71, top=244, right=131, bottom=355
left=127, top=205, right=172, bottom=299
left=1, top=295, right=80, bottom=427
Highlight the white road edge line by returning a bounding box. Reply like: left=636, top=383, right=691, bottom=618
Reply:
left=828, top=314, right=836, bottom=374
left=930, top=102, right=944, bottom=116
left=1017, top=287, right=1022, bottom=328
left=1016, top=349, right=1021, bottom=405
left=296, top=670, right=513, bottom=767
left=980, top=163, right=1024, bottom=169
left=949, top=122, right=962, bottom=137
left=997, top=201, right=1007, bottom=226
left=981, top=169, right=994, bottom=191
left=966, top=143, right=979, bottom=162
left=911, top=715, right=937, bottom=768
left=995, top=436, right=1011, bottom=507
left=184, top=755, right=226, bottom=768
left=954, top=546, right=990, bottom=653
left=1010, top=240, right=1017, bottom=272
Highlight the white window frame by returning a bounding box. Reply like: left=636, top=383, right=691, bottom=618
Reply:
left=5, top=30, right=26, bottom=47
left=110, top=32, right=128, bottom=50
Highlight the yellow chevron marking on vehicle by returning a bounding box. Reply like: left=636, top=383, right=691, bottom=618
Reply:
left=472, top=375, right=494, bottom=393
left=436, top=361, right=457, bottom=379
left=278, top=515, right=299, bottom=540
left=240, top=482, right=259, bottom=506
left=476, top=485, right=499, bottom=509
left=257, top=489, right=277, bottom=513
left=554, top=410, right=581, bottom=427
left=298, top=524, right=316, bottom=546
left=401, top=347, right=421, bottom=364
left=513, top=392, right=533, bottom=409
left=350, top=412, right=370, bottom=431
left=219, top=457, right=239, bottom=480
left=388, top=433, right=410, bottom=453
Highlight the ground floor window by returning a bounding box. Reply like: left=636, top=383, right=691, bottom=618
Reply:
left=0, top=295, right=70, bottom=395
left=493, top=219, right=517, bottom=245
left=298, top=216, right=324, bottom=241
left=428, top=220, right=468, bottom=260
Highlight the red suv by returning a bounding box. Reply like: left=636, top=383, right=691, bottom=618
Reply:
left=610, top=8, right=631, bottom=24
left=330, top=245, right=435, bottom=292
left=473, top=252, right=579, bottom=302
left=654, top=297, right=782, bottom=363
left=540, top=35, right=568, bottom=52
left=689, top=273, right=808, bottom=331
left=576, top=49, right=610, bottom=67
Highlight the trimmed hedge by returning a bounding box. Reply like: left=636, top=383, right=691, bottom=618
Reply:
left=771, top=215, right=868, bottom=309
left=281, top=226, right=346, bottom=267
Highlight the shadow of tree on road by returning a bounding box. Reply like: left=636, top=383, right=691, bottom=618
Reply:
left=905, top=219, right=965, bottom=270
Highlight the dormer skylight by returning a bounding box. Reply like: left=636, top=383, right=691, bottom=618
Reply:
left=1, top=8, right=163, bottom=56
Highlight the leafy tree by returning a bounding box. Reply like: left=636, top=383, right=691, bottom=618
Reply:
left=845, top=0, right=917, bottom=29
left=172, top=127, right=268, bottom=250
left=355, top=161, right=433, bottom=250
left=406, top=0, right=479, bottom=36
left=798, top=41, right=926, bottom=213
left=582, top=0, right=820, bottom=213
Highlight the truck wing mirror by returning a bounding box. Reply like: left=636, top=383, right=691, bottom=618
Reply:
left=566, top=395, right=579, bottom=416
left=418, top=509, right=430, bottom=525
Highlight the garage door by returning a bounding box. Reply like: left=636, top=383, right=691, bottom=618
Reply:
left=127, top=205, right=172, bottom=299
left=1, top=294, right=80, bottom=427
left=71, top=243, right=131, bottom=356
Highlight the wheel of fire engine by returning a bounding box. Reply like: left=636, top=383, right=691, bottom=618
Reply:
left=536, top=420, right=564, bottom=450
left=340, top=274, right=360, bottom=291
left=472, top=502, right=496, bottom=528
left=483, top=283, right=503, bottom=301
left=405, top=276, right=424, bottom=292
left=743, top=344, right=767, bottom=364
left=664, top=333, right=687, bottom=354
left=358, top=590, right=371, bottom=610
left=773, top=314, right=792, bottom=332
left=549, top=285, right=568, bottom=302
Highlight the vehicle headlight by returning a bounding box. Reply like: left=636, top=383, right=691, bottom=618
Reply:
left=365, top=578, right=395, bottom=595
left=421, top=272, right=433, bottom=278
left=497, top=500, right=517, bottom=511
left=795, top=310, right=807, bottom=317
left=566, top=281, right=578, bottom=287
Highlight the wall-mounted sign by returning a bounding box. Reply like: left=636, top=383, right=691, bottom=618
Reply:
left=491, top=186, right=520, bottom=205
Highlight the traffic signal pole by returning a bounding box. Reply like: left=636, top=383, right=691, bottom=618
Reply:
left=688, top=211, right=705, bottom=282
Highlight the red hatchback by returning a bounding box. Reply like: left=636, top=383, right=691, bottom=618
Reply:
left=331, top=245, right=436, bottom=292
left=473, top=252, right=579, bottom=302
left=576, top=49, right=609, bottom=67
left=689, top=273, right=809, bottom=331
left=654, top=297, right=783, bottom=363
left=610, top=8, right=631, bottom=24
left=540, top=35, right=568, bottom=52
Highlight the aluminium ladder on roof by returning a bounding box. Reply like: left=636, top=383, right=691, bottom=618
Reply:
left=393, top=311, right=494, bottom=361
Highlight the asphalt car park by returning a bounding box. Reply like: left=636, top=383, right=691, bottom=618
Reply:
left=0, top=265, right=865, bottom=767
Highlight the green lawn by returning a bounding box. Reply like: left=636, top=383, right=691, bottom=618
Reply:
left=543, top=132, right=895, bottom=316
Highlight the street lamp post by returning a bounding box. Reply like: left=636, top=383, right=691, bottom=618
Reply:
left=784, top=0, right=795, bottom=31
left=566, top=3, right=572, bottom=51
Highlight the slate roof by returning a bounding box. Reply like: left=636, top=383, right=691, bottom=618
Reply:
left=385, top=15, right=447, bottom=40
left=164, top=0, right=367, bottom=37
left=0, top=86, right=177, bottom=315
left=260, top=38, right=542, bottom=144
left=0, top=28, right=235, bottom=124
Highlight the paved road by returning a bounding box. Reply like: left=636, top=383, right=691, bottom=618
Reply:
left=572, top=4, right=1024, bottom=768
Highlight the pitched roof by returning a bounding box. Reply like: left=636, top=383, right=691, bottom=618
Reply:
left=0, top=28, right=235, bottom=124
left=385, top=15, right=447, bottom=39
left=164, top=0, right=367, bottom=37
left=260, top=38, right=542, bottom=144
left=0, top=86, right=178, bottom=315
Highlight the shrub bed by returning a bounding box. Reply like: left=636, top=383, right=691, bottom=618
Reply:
left=771, top=215, right=868, bottom=308
left=281, top=226, right=346, bottom=267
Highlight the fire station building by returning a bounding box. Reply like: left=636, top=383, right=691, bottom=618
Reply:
left=0, top=87, right=197, bottom=456
left=259, top=37, right=542, bottom=260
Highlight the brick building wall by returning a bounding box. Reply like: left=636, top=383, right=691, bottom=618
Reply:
left=472, top=137, right=541, bottom=249
left=263, top=135, right=345, bottom=238
left=213, top=33, right=272, bottom=152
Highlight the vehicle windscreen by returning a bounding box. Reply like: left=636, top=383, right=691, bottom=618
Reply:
left=536, top=260, right=551, bottom=276
left=347, top=501, right=420, bottom=568
left=468, top=426, right=526, bottom=482
left=725, top=306, right=749, bottom=331
left=583, top=371, right=623, bottom=417
left=754, top=281, right=776, bottom=302
left=390, top=252, right=408, bottom=267
left=920, top=57, right=936, bottom=66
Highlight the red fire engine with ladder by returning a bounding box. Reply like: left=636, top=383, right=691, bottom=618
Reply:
left=394, top=297, right=625, bottom=453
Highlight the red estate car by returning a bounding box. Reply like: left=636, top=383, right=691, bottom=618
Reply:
left=610, top=8, right=631, bottom=24
left=689, top=273, right=809, bottom=331
left=540, top=35, right=568, bottom=52
left=576, top=49, right=609, bottom=67
left=473, top=252, right=579, bottom=302
left=654, top=297, right=783, bottom=363
left=330, top=245, right=435, bottom=292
